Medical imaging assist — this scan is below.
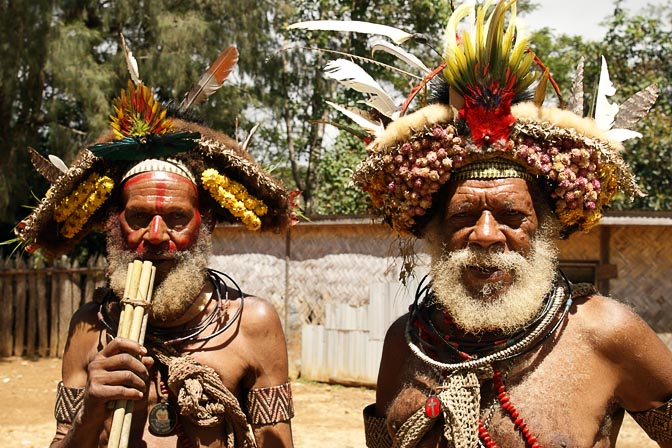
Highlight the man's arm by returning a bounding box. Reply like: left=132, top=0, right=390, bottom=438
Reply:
left=51, top=303, right=153, bottom=448
left=241, top=297, right=294, bottom=448
left=375, top=315, right=410, bottom=416
left=587, top=295, right=672, bottom=447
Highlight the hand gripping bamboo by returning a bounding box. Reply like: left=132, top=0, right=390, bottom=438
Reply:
left=107, top=260, right=156, bottom=448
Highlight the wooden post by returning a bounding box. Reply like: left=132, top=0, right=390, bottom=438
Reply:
left=27, top=259, right=38, bottom=356
left=36, top=258, right=49, bottom=357
left=49, top=258, right=60, bottom=357
left=0, top=258, right=14, bottom=356
left=13, top=258, right=27, bottom=356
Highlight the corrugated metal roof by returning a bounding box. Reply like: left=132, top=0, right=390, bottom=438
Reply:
left=601, top=211, right=672, bottom=226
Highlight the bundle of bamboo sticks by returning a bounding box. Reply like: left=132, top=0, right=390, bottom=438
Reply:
left=107, top=260, right=156, bottom=448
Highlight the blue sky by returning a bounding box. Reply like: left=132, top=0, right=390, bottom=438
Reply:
left=525, top=0, right=669, bottom=40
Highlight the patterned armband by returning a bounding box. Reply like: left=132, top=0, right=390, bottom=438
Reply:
left=246, top=382, right=294, bottom=425
left=363, top=403, right=392, bottom=448
left=629, top=399, right=672, bottom=442
left=55, top=381, right=85, bottom=424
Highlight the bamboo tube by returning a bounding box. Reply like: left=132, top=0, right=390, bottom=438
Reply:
left=107, top=260, right=156, bottom=448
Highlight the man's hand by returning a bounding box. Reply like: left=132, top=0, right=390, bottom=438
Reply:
left=80, top=338, right=154, bottom=427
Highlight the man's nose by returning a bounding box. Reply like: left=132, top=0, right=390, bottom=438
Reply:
left=468, top=211, right=506, bottom=249
left=145, top=215, right=170, bottom=245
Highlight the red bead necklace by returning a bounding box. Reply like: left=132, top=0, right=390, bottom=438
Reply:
left=477, top=368, right=542, bottom=448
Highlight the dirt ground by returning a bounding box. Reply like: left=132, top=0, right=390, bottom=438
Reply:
left=0, top=357, right=656, bottom=447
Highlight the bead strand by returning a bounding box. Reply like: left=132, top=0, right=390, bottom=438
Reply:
left=492, top=369, right=542, bottom=448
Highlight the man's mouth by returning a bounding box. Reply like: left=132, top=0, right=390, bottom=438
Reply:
left=465, top=265, right=504, bottom=281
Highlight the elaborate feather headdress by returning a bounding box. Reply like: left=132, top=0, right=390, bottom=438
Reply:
left=291, top=0, right=656, bottom=237
left=15, top=36, right=293, bottom=256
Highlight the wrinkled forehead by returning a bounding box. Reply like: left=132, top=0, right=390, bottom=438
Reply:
left=121, top=171, right=199, bottom=205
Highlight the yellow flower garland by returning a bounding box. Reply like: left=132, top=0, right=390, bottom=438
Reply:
left=201, top=168, right=267, bottom=231
left=54, top=173, right=114, bottom=238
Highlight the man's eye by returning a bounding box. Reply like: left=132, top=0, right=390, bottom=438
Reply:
left=128, top=213, right=151, bottom=225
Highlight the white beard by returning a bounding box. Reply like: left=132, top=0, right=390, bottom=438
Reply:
left=106, top=224, right=212, bottom=325
left=429, top=234, right=558, bottom=335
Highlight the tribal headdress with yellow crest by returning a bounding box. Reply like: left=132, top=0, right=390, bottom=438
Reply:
left=15, top=36, right=293, bottom=256
left=290, top=0, right=657, bottom=238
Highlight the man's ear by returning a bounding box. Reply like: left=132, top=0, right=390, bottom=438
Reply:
left=201, top=208, right=217, bottom=231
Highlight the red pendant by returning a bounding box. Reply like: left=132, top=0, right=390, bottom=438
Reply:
left=424, top=396, right=441, bottom=418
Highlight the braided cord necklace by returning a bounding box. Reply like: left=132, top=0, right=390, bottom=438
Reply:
left=98, top=268, right=245, bottom=346
left=406, top=272, right=573, bottom=448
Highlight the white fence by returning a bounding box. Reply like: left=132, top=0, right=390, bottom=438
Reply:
left=300, top=277, right=424, bottom=385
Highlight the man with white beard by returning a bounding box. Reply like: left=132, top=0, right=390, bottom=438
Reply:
left=15, top=52, right=296, bottom=447
left=319, top=2, right=672, bottom=447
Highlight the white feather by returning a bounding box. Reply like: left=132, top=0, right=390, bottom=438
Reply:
left=326, top=101, right=384, bottom=135
left=120, top=33, right=141, bottom=86
left=594, top=56, right=620, bottom=131
left=605, top=128, right=642, bottom=142
left=371, top=41, right=430, bottom=74
left=324, top=59, right=397, bottom=117
left=48, top=155, right=68, bottom=173
left=242, top=123, right=261, bottom=151
left=288, top=20, right=414, bottom=44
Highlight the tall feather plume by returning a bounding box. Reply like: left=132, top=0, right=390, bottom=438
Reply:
left=567, top=57, right=585, bottom=116
left=120, top=33, right=141, bottom=86
left=323, top=59, right=397, bottom=118
left=288, top=20, right=415, bottom=44
left=28, top=147, right=67, bottom=183
left=178, top=46, right=239, bottom=113
left=441, top=0, right=537, bottom=145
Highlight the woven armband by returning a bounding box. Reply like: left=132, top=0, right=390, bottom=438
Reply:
left=246, top=382, right=294, bottom=425
left=629, top=399, right=672, bottom=442
left=54, top=381, right=85, bottom=424
left=363, top=403, right=392, bottom=448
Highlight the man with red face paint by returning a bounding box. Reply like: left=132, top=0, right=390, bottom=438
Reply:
left=15, top=65, right=296, bottom=446
left=290, top=1, right=672, bottom=446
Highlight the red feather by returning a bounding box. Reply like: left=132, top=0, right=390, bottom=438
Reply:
left=178, top=46, right=239, bottom=113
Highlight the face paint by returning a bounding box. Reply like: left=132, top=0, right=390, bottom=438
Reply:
left=118, top=171, right=202, bottom=257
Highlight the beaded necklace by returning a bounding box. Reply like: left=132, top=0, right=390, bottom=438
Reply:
left=407, top=272, right=573, bottom=448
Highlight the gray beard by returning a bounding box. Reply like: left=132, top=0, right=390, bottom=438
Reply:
left=428, top=234, right=558, bottom=335
left=106, top=224, right=212, bottom=325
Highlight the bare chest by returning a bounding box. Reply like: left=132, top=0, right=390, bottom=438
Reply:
left=101, top=320, right=251, bottom=447
left=387, top=342, right=620, bottom=448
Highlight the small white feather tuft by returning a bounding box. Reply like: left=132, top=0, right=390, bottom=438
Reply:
left=48, top=154, right=69, bottom=173
left=120, top=33, right=141, bottom=86
left=324, top=59, right=397, bottom=117
left=594, top=56, right=620, bottom=131
left=326, top=101, right=384, bottom=135
left=371, top=41, right=430, bottom=74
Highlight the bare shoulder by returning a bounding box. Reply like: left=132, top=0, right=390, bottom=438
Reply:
left=384, top=313, right=410, bottom=346
left=238, top=295, right=284, bottom=336
left=569, top=293, right=658, bottom=354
